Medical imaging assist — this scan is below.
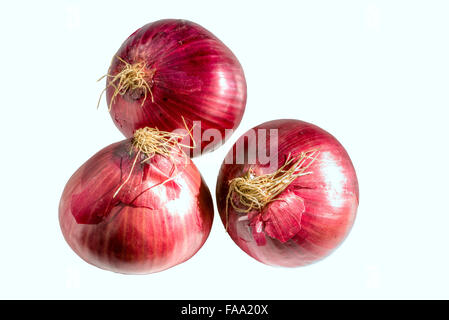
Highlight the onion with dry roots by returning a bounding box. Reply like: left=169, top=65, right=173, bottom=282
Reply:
left=59, top=127, right=214, bottom=274
left=99, top=19, right=247, bottom=157
left=216, top=119, right=359, bottom=267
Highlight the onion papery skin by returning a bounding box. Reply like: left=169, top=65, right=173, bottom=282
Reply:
left=216, top=119, right=359, bottom=267
left=59, top=140, right=214, bottom=274
left=106, top=19, right=247, bottom=156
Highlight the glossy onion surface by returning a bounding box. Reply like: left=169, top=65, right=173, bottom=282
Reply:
left=59, top=140, right=214, bottom=274
left=106, top=19, right=247, bottom=156
left=216, top=119, right=359, bottom=267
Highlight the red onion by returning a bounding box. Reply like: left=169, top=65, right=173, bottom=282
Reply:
left=216, top=119, right=359, bottom=267
left=59, top=128, right=214, bottom=274
left=102, top=19, right=247, bottom=156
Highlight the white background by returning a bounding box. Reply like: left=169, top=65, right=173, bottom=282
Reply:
left=1, top=0, right=448, bottom=299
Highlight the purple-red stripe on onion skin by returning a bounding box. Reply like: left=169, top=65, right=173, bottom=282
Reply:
left=216, top=119, right=359, bottom=267
left=59, top=139, right=214, bottom=274
left=105, top=19, right=247, bottom=156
